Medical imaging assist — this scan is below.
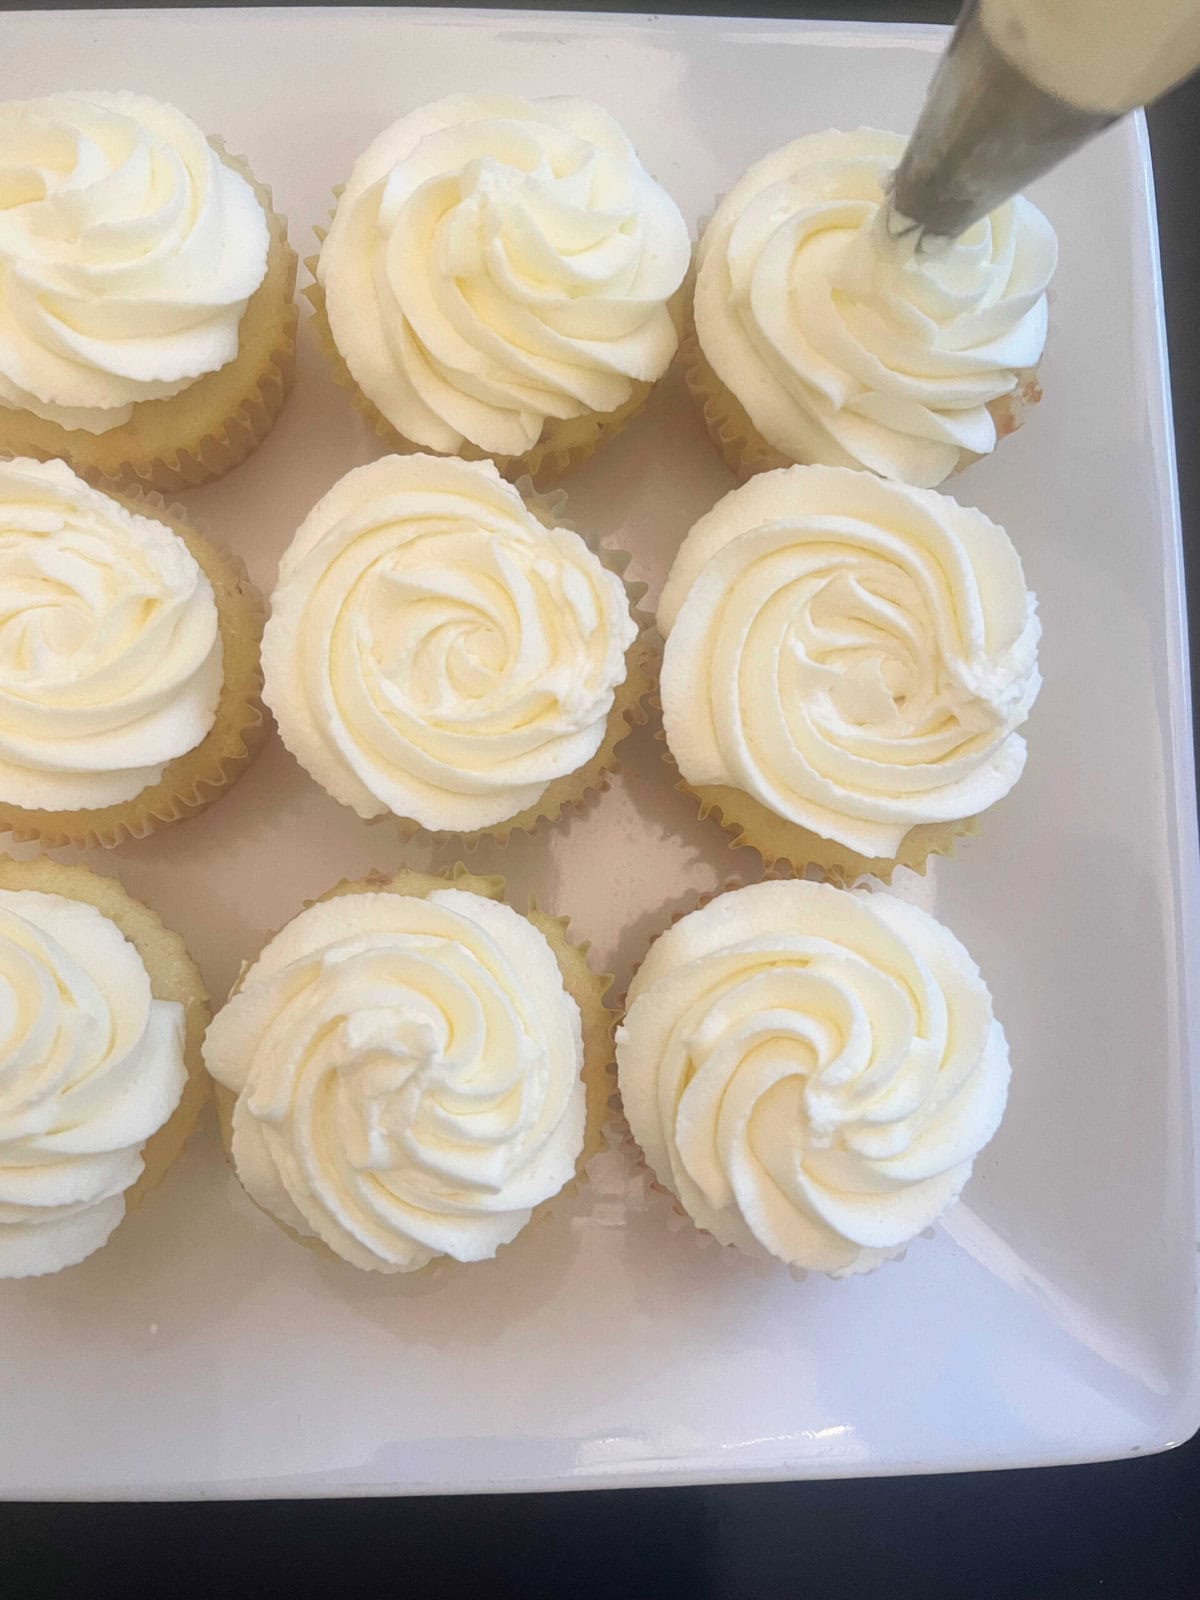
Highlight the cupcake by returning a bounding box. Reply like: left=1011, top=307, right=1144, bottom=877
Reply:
left=202, top=866, right=611, bottom=1275
left=0, top=92, right=297, bottom=491
left=0, top=856, right=208, bottom=1278
left=616, top=880, right=1010, bottom=1277
left=263, top=454, right=646, bottom=843
left=657, top=465, right=1041, bottom=881
left=689, top=128, right=1057, bottom=488
left=0, top=458, right=265, bottom=849
left=312, top=94, right=691, bottom=483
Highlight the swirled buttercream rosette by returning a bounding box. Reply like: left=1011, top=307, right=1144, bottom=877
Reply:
left=204, top=864, right=613, bottom=1279
left=616, top=879, right=1010, bottom=1278
left=687, top=128, right=1054, bottom=488
left=0, top=94, right=297, bottom=491
left=657, top=465, right=1040, bottom=883
left=308, top=94, right=692, bottom=485
left=0, top=459, right=266, bottom=849
left=263, top=453, right=651, bottom=847
left=0, top=855, right=209, bottom=1277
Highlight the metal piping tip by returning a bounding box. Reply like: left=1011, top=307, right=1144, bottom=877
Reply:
left=890, top=0, right=1114, bottom=244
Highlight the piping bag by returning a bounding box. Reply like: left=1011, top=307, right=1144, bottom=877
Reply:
left=890, top=0, right=1200, bottom=244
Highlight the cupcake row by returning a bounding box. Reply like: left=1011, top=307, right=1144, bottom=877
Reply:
left=0, top=857, right=1006, bottom=1284
left=0, top=449, right=1038, bottom=881
left=0, top=91, right=1055, bottom=496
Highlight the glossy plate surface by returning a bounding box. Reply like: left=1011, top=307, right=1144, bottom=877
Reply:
left=1, top=7, right=1197, bottom=1497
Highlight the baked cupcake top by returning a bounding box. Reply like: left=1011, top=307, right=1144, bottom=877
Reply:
left=0, top=887, right=187, bottom=1278
left=317, top=94, right=691, bottom=458
left=694, top=128, right=1057, bottom=487
left=0, top=91, right=270, bottom=435
left=0, top=458, right=222, bottom=812
left=203, top=885, right=587, bottom=1274
left=658, top=466, right=1040, bottom=859
left=616, top=880, right=1010, bottom=1276
left=263, top=454, right=638, bottom=831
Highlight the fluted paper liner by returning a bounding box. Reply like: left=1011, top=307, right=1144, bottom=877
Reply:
left=0, top=856, right=210, bottom=1247
left=211, top=863, right=614, bottom=1281
left=305, top=198, right=688, bottom=486
left=0, top=492, right=267, bottom=850
left=614, top=876, right=919, bottom=1281
left=682, top=312, right=1042, bottom=484
left=0, top=141, right=297, bottom=493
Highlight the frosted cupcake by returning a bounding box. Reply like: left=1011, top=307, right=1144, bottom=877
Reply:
left=617, top=880, right=1010, bottom=1277
left=689, top=128, right=1057, bottom=487
left=0, top=92, right=297, bottom=490
left=0, top=458, right=265, bottom=849
left=0, top=857, right=208, bottom=1278
left=203, top=866, right=611, bottom=1275
left=657, top=465, right=1041, bottom=881
left=312, top=95, right=691, bottom=482
left=263, top=454, right=646, bottom=843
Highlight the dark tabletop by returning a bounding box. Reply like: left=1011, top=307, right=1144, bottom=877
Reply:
left=2, top=2, right=1199, bottom=1595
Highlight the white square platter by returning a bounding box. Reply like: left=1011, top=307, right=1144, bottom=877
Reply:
left=0, top=6, right=1197, bottom=1498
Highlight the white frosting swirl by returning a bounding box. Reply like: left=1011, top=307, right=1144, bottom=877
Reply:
left=0, top=458, right=222, bottom=811
left=264, top=454, right=637, bottom=831
left=0, top=91, right=270, bottom=434
left=617, top=881, right=1009, bottom=1275
left=694, top=128, right=1057, bottom=487
left=658, top=466, right=1040, bottom=859
left=0, top=888, right=187, bottom=1278
left=203, top=887, right=586, bottom=1273
left=318, top=94, right=691, bottom=457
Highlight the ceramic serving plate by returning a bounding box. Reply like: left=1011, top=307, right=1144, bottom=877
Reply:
left=1, top=7, right=1197, bottom=1498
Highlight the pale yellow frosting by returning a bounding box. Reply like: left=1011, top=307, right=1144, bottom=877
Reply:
left=0, top=888, right=187, bottom=1278
left=694, top=128, right=1057, bottom=486
left=658, top=465, right=1040, bottom=858
left=318, top=94, right=691, bottom=457
left=617, top=881, right=1010, bottom=1275
left=203, top=888, right=586, bottom=1273
left=0, top=458, right=222, bottom=811
left=0, top=92, right=269, bottom=434
left=263, top=454, right=636, bottom=831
